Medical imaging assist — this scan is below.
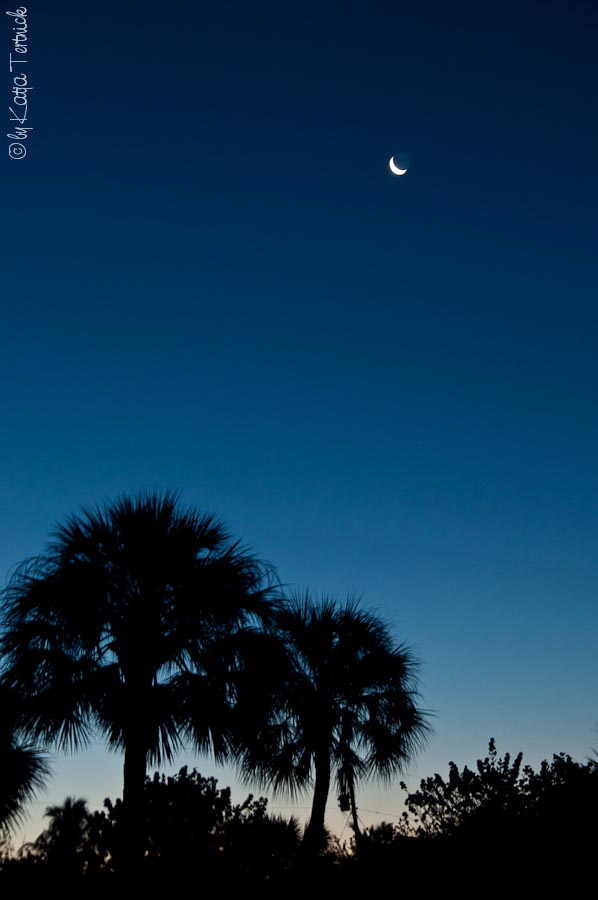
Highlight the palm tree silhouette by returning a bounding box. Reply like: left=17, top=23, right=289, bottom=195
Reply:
left=0, top=683, right=49, bottom=840
left=29, top=796, right=91, bottom=874
left=0, top=488, right=276, bottom=868
left=238, top=593, right=429, bottom=855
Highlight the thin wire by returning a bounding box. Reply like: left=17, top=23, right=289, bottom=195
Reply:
left=357, top=806, right=403, bottom=820
left=337, top=812, right=351, bottom=842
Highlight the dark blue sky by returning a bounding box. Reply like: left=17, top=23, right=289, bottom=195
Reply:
left=3, top=0, right=598, bottom=839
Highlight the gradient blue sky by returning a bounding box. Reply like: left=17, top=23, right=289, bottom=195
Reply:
left=2, top=0, right=598, bottom=843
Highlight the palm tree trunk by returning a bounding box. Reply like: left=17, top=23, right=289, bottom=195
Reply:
left=302, top=747, right=331, bottom=856
left=121, top=733, right=147, bottom=875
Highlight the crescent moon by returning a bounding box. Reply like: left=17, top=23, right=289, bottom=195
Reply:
left=389, top=156, right=408, bottom=176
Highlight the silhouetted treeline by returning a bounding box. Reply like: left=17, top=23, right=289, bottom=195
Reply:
left=4, top=767, right=300, bottom=887
left=1, top=491, right=596, bottom=892
left=348, top=739, right=598, bottom=893
left=2, top=742, right=597, bottom=892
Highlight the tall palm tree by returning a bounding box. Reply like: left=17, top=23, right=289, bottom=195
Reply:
left=237, top=593, right=430, bottom=854
left=0, top=488, right=276, bottom=867
left=0, top=683, right=50, bottom=840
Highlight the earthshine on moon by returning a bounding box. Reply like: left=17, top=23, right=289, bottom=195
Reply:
left=389, top=155, right=409, bottom=175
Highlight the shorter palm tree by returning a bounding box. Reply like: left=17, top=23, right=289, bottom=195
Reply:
left=0, top=684, right=50, bottom=840
left=237, top=593, right=430, bottom=853
left=28, top=796, right=91, bottom=874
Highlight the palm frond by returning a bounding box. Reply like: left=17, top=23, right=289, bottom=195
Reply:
left=0, top=684, right=51, bottom=836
